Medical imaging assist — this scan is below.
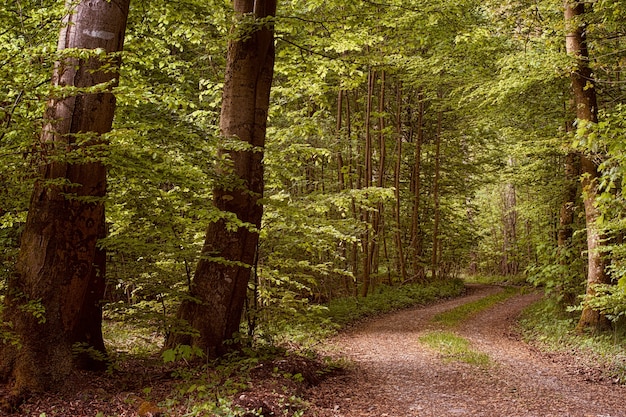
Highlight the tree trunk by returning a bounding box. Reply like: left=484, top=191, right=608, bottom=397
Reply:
left=557, top=151, right=580, bottom=250
left=361, top=69, right=375, bottom=298
left=393, top=82, right=408, bottom=282
left=564, top=0, right=612, bottom=332
left=166, top=0, right=277, bottom=357
left=501, top=181, right=518, bottom=275
left=0, top=0, right=130, bottom=396
left=431, top=108, right=442, bottom=279
left=336, top=90, right=345, bottom=191
left=410, top=91, right=424, bottom=280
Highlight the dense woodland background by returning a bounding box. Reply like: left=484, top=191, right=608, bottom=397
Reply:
left=1, top=0, right=626, bottom=408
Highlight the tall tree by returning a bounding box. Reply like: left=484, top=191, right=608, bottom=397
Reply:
left=564, top=0, right=612, bottom=332
left=167, top=0, right=277, bottom=357
left=0, top=0, right=130, bottom=396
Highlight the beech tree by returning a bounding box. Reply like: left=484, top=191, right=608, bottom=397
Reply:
left=167, top=0, right=277, bottom=357
left=0, top=0, right=130, bottom=396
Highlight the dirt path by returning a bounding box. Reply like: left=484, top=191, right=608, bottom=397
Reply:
left=305, top=285, right=626, bottom=417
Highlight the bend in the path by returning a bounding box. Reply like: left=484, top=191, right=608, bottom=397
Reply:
left=306, top=284, right=626, bottom=417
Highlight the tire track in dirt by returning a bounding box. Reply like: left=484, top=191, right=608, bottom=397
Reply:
left=305, top=284, right=626, bottom=417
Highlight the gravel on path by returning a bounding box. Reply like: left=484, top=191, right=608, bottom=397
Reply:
left=305, top=284, right=626, bottom=417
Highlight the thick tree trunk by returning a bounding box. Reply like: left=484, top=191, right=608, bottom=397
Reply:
left=0, top=0, right=129, bottom=396
left=167, top=0, right=277, bottom=356
left=564, top=0, right=612, bottom=332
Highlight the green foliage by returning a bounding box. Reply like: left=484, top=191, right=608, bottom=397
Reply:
left=520, top=298, right=626, bottom=383
left=0, top=1, right=62, bottom=286
left=326, top=279, right=465, bottom=328
left=162, top=344, right=206, bottom=364
left=2, top=0, right=625, bottom=382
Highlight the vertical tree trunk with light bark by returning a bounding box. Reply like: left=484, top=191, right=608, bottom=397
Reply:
left=167, top=0, right=277, bottom=356
left=564, top=0, right=612, bottom=332
left=0, top=0, right=130, bottom=397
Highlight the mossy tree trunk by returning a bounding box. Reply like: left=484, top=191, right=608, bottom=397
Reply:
left=166, top=0, right=277, bottom=357
left=0, top=0, right=130, bottom=397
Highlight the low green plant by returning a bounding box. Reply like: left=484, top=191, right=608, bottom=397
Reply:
left=520, top=298, right=626, bottom=383
left=432, top=286, right=520, bottom=327
left=162, top=344, right=206, bottom=364
left=326, top=279, right=465, bottom=327
left=463, top=274, right=527, bottom=286
left=419, top=330, right=491, bottom=367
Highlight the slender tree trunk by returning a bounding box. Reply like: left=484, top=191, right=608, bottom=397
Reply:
left=558, top=148, right=581, bottom=304
left=558, top=152, right=580, bottom=249
left=564, top=0, right=612, bottom=332
left=361, top=69, right=375, bottom=297
left=393, top=82, right=408, bottom=282
left=167, top=0, right=277, bottom=356
left=336, top=90, right=345, bottom=191
left=501, top=181, right=518, bottom=275
left=369, top=71, right=387, bottom=288
left=410, top=91, right=424, bottom=280
left=431, top=108, right=442, bottom=279
left=0, top=0, right=129, bottom=397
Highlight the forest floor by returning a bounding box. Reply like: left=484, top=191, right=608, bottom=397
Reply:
left=304, top=284, right=626, bottom=417
left=3, top=284, right=626, bottom=416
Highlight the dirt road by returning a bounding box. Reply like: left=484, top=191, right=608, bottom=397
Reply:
left=306, top=285, right=626, bottom=417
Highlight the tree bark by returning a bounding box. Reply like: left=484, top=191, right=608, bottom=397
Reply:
left=393, top=82, right=408, bottom=282
left=563, top=0, right=612, bottom=332
left=431, top=108, right=442, bottom=279
left=360, top=69, right=375, bottom=298
left=166, top=0, right=277, bottom=357
left=0, top=0, right=130, bottom=396
left=409, top=91, right=424, bottom=280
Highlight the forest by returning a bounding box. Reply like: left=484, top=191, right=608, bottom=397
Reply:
left=1, top=0, right=626, bottom=415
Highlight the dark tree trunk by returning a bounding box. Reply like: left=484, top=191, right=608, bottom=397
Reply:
left=393, top=82, right=408, bottom=282
left=409, top=91, right=424, bottom=280
left=0, top=0, right=130, bottom=396
left=166, top=0, right=277, bottom=357
left=431, top=108, right=442, bottom=279
left=563, top=0, right=612, bottom=332
left=361, top=69, right=375, bottom=297
left=557, top=151, right=580, bottom=250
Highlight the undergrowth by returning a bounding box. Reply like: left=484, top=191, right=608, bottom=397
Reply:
left=261, top=278, right=465, bottom=347
left=519, top=298, right=626, bottom=384
left=326, top=278, right=465, bottom=327
left=462, top=274, right=527, bottom=286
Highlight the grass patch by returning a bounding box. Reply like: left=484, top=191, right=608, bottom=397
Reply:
left=520, top=298, right=626, bottom=383
left=419, top=330, right=491, bottom=366
left=432, top=286, right=521, bottom=327
left=103, top=320, right=164, bottom=356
